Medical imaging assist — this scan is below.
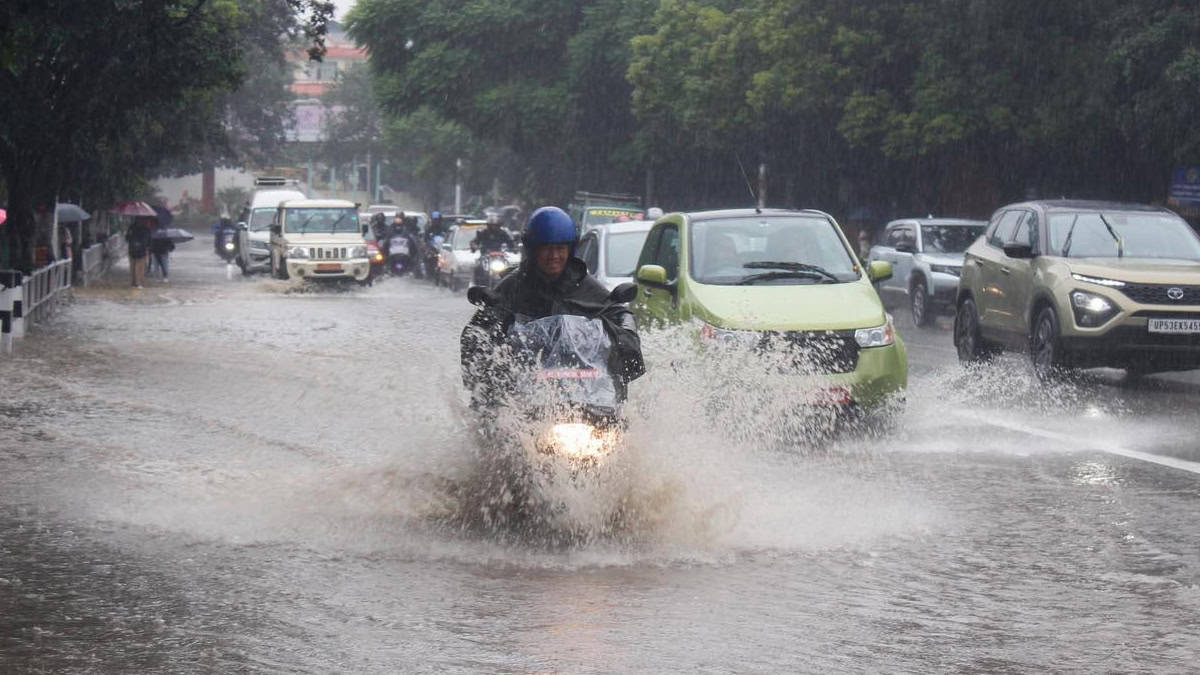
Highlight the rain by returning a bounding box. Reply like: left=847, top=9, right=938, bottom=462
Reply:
left=3, top=1, right=1200, bottom=672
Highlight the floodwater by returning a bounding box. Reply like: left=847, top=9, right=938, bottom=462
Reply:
left=2, top=238, right=1199, bottom=673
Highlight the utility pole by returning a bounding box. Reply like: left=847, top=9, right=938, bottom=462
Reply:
left=454, top=157, right=463, bottom=214
left=757, top=162, right=767, bottom=210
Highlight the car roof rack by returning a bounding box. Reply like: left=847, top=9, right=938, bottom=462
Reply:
left=254, top=176, right=300, bottom=187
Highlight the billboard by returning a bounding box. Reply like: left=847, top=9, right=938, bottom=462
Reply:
left=1168, top=165, right=1200, bottom=218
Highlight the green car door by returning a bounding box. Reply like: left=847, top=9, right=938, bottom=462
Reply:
left=633, top=218, right=683, bottom=327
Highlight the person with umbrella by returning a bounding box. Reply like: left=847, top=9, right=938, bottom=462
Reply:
left=126, top=216, right=153, bottom=288
left=150, top=227, right=175, bottom=282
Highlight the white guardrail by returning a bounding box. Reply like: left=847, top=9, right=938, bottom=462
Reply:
left=1, top=259, right=73, bottom=355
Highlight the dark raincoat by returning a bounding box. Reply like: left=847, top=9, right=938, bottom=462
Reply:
left=461, top=256, right=645, bottom=402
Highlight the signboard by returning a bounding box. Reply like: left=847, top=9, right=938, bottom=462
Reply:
left=287, top=100, right=331, bottom=143
left=1168, top=165, right=1200, bottom=218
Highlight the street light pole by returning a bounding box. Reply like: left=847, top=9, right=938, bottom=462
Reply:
left=454, top=157, right=463, bottom=214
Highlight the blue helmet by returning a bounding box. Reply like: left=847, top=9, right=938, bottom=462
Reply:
left=524, top=206, right=577, bottom=248
left=431, top=211, right=441, bottom=220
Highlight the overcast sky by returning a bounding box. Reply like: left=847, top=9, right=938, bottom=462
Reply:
left=333, top=0, right=356, bottom=23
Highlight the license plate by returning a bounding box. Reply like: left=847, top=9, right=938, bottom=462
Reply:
left=1148, top=318, right=1200, bottom=334
left=316, top=263, right=341, bottom=272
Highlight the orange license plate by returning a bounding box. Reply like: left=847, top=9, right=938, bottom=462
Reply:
left=316, top=263, right=341, bottom=272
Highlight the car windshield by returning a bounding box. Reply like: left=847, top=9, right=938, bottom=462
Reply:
left=454, top=227, right=483, bottom=250
left=582, top=207, right=643, bottom=228
left=921, top=224, right=985, bottom=254
left=1048, top=212, right=1200, bottom=260
left=248, top=208, right=274, bottom=232
left=689, top=215, right=859, bottom=285
left=283, top=207, right=359, bottom=235
left=605, top=231, right=649, bottom=277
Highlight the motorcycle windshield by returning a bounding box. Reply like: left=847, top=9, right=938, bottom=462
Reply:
left=507, top=315, right=618, bottom=411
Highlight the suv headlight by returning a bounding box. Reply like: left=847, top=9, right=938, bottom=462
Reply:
left=930, top=264, right=960, bottom=277
left=288, top=246, right=309, bottom=259
left=1070, top=289, right=1119, bottom=327
left=1071, top=273, right=1126, bottom=288
left=854, top=315, right=896, bottom=348
left=350, top=245, right=367, bottom=258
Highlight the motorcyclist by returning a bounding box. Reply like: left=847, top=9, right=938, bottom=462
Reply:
left=427, top=211, right=449, bottom=238
left=471, top=212, right=515, bottom=254
left=461, top=206, right=645, bottom=405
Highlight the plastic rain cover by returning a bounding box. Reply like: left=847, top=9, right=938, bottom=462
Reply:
left=507, top=315, right=618, bottom=410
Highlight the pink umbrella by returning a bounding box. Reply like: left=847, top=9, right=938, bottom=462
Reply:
left=111, top=201, right=158, bottom=217
left=0, top=208, right=6, bottom=226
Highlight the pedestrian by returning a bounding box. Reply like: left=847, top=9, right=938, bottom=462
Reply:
left=126, top=216, right=152, bottom=288
left=150, top=229, right=175, bottom=282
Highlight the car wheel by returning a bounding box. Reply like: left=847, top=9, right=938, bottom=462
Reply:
left=1030, top=306, right=1070, bottom=380
left=954, top=297, right=993, bottom=363
left=910, top=279, right=932, bottom=327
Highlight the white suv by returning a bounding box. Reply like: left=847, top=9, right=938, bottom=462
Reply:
left=269, top=200, right=370, bottom=282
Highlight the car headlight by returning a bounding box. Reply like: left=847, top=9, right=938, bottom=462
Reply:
left=930, top=264, right=960, bottom=277
left=854, top=315, right=895, bottom=348
left=1071, top=273, right=1126, bottom=288
left=350, top=245, right=367, bottom=258
left=1070, top=289, right=1119, bottom=327
left=696, top=319, right=759, bottom=347
left=489, top=258, right=508, bottom=273
left=288, top=246, right=309, bottom=259
left=544, top=423, right=612, bottom=460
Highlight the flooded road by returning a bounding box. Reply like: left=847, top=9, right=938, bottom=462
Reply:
left=3, top=238, right=1199, bottom=673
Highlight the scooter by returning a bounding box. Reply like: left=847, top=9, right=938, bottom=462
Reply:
left=385, top=232, right=419, bottom=276
left=463, top=283, right=639, bottom=534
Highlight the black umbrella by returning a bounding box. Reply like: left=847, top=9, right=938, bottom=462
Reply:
left=152, top=227, right=194, bottom=244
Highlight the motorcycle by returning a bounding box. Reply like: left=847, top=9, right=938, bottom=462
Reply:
left=423, top=233, right=445, bottom=281
left=385, top=231, right=419, bottom=276
left=465, top=283, right=639, bottom=534
left=215, top=225, right=238, bottom=262
left=473, top=248, right=512, bottom=289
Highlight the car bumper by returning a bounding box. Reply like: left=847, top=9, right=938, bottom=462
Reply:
left=929, top=272, right=960, bottom=306
left=286, top=259, right=371, bottom=281
left=788, top=338, right=908, bottom=410
left=1061, top=313, right=1200, bottom=370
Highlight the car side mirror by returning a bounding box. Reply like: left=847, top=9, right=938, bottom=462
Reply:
left=868, top=260, right=893, bottom=283
left=1003, top=242, right=1034, bottom=259
left=361, top=225, right=369, bottom=237
left=236, top=221, right=247, bottom=230
left=441, top=243, right=452, bottom=251
left=270, top=225, right=281, bottom=235
left=608, top=282, right=638, bottom=304
left=467, top=286, right=498, bottom=307
left=636, top=264, right=668, bottom=286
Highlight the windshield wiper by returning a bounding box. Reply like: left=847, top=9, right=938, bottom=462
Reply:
left=328, top=213, right=349, bottom=234
left=1097, top=213, right=1124, bottom=258
left=736, top=270, right=828, bottom=285
left=297, top=215, right=315, bottom=235
left=1061, top=214, right=1080, bottom=257
left=743, top=261, right=840, bottom=282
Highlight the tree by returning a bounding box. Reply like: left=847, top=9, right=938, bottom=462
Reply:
left=0, top=0, right=333, bottom=272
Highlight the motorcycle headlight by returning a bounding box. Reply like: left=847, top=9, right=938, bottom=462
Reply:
left=546, top=423, right=611, bottom=460
left=489, top=258, right=508, bottom=273
left=854, top=315, right=895, bottom=348
left=930, top=264, right=960, bottom=277
left=1070, top=289, right=1119, bottom=327
left=223, top=241, right=235, bottom=251
left=350, top=245, right=367, bottom=258
left=288, top=246, right=309, bottom=259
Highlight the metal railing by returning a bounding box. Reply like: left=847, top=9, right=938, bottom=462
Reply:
left=23, top=258, right=73, bottom=325
left=80, top=235, right=124, bottom=287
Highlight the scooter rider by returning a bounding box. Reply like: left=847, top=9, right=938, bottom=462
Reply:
left=428, top=211, right=449, bottom=238
left=461, top=206, right=645, bottom=404
left=471, top=212, right=515, bottom=254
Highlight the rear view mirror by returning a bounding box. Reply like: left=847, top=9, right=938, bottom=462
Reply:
left=270, top=225, right=281, bottom=235
left=1003, top=242, right=1034, bottom=259
left=608, top=282, right=638, bottom=304
left=868, top=260, right=893, bottom=283
left=467, top=286, right=497, bottom=307
left=636, top=264, right=668, bottom=286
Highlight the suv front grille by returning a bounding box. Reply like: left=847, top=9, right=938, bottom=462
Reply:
left=1118, top=283, right=1200, bottom=305
left=311, top=247, right=348, bottom=260
left=759, top=331, right=859, bottom=374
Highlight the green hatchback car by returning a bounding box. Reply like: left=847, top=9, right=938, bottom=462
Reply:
left=632, top=209, right=907, bottom=409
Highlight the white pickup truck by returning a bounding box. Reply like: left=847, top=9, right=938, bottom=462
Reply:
left=268, top=199, right=371, bottom=283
